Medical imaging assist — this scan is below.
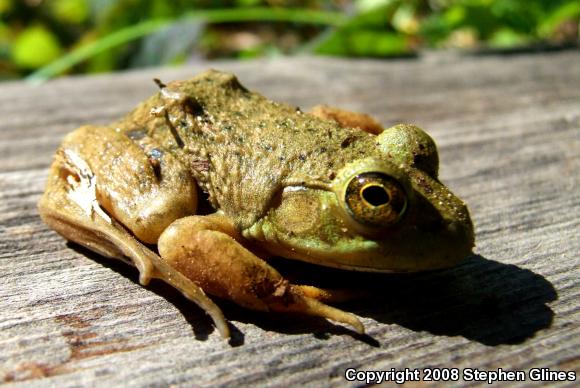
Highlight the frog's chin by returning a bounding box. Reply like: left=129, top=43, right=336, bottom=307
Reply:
left=256, top=238, right=470, bottom=273
left=271, top=249, right=420, bottom=274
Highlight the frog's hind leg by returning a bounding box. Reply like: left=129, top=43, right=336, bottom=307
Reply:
left=157, top=214, right=365, bottom=334
left=39, top=148, right=155, bottom=279
left=310, top=105, right=384, bottom=135
left=38, top=127, right=230, bottom=338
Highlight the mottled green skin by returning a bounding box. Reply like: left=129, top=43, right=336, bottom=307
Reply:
left=112, top=70, right=474, bottom=272
left=114, top=71, right=381, bottom=227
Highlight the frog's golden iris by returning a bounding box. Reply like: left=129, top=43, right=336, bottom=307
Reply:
left=344, top=172, right=407, bottom=228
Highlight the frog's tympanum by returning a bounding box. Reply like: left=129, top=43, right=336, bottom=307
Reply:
left=39, top=70, right=474, bottom=339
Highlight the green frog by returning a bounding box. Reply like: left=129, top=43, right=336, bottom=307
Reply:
left=39, top=70, right=474, bottom=339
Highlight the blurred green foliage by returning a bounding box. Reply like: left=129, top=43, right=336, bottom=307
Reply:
left=0, top=0, right=578, bottom=81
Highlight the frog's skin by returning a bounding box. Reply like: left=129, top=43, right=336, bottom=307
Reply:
left=39, top=70, right=474, bottom=339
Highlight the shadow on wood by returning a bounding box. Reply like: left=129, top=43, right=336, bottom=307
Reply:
left=69, top=243, right=555, bottom=347
left=352, top=255, right=557, bottom=346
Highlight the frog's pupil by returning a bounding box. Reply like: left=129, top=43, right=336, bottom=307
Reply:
left=361, top=185, right=390, bottom=207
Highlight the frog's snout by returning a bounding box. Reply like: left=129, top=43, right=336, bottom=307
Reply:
left=390, top=184, right=475, bottom=270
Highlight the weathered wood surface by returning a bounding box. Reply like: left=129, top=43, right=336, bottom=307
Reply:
left=1, top=51, right=579, bottom=387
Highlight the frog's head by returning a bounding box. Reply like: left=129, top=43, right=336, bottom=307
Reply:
left=246, top=124, right=474, bottom=272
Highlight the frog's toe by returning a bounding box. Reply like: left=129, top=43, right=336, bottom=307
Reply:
left=291, top=284, right=369, bottom=304
left=266, top=286, right=366, bottom=334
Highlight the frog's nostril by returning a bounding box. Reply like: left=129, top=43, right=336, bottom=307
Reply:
left=361, top=185, right=390, bottom=207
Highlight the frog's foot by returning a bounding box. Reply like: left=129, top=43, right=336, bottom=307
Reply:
left=38, top=134, right=230, bottom=339
left=310, top=104, right=384, bottom=135
left=158, top=214, right=365, bottom=334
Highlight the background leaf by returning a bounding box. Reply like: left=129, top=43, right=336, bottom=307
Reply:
left=12, top=25, right=63, bottom=69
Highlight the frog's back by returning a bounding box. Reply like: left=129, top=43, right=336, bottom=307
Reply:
left=113, top=70, right=379, bottom=228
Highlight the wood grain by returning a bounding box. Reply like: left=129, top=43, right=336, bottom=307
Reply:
left=1, top=51, right=578, bottom=387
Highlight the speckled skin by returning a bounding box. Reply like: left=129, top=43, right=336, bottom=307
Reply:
left=113, top=71, right=383, bottom=229
left=38, top=70, right=474, bottom=338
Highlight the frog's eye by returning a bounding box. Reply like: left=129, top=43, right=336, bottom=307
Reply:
left=344, top=172, right=407, bottom=227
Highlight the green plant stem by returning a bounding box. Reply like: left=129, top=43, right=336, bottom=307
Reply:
left=26, top=7, right=348, bottom=83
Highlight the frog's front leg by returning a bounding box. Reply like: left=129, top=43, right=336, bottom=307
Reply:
left=310, top=105, right=384, bottom=134
left=158, top=214, right=365, bottom=334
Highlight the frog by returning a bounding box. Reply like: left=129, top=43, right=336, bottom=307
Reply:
left=38, top=70, right=474, bottom=339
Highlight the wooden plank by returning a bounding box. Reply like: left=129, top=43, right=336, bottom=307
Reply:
left=1, top=51, right=579, bottom=387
